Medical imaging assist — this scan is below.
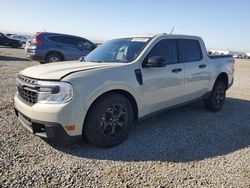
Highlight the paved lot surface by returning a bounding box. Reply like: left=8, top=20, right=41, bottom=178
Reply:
left=0, top=46, right=249, bottom=187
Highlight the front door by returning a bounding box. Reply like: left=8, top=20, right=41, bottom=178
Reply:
left=141, top=39, right=185, bottom=115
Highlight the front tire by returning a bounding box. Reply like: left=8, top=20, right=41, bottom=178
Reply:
left=204, top=81, right=227, bottom=112
left=84, top=93, right=133, bottom=148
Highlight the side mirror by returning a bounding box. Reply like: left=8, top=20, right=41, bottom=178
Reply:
left=79, top=56, right=85, bottom=62
left=143, top=56, right=166, bottom=68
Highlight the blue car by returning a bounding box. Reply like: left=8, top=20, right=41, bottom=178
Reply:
left=25, top=32, right=97, bottom=63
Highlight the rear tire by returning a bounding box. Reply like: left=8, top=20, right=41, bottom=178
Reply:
left=84, top=93, right=133, bottom=148
left=46, top=53, right=62, bottom=63
left=204, top=81, right=227, bottom=112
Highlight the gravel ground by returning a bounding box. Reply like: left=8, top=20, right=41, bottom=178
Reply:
left=0, top=46, right=249, bottom=187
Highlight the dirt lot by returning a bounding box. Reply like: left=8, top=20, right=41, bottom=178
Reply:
left=0, top=46, right=249, bottom=187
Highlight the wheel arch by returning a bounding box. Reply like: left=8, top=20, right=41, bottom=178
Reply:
left=214, top=72, right=229, bottom=88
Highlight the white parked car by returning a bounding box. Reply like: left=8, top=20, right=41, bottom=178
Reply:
left=14, top=34, right=234, bottom=147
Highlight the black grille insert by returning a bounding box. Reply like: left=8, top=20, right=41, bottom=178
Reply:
left=17, top=86, right=38, bottom=104
left=16, top=75, right=38, bottom=104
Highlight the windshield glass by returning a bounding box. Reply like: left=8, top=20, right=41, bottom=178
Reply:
left=84, top=37, right=151, bottom=63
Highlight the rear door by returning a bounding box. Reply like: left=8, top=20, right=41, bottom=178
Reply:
left=178, top=39, right=210, bottom=101
left=141, top=39, right=186, bottom=115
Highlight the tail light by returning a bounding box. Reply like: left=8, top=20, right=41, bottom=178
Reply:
left=34, top=32, right=43, bottom=45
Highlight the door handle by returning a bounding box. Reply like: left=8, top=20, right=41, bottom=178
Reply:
left=172, top=68, right=182, bottom=73
left=199, top=64, right=207, bottom=69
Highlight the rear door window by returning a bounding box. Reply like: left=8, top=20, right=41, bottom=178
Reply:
left=48, top=36, right=77, bottom=46
left=48, top=36, right=95, bottom=50
left=64, top=37, right=81, bottom=46
left=48, top=36, right=64, bottom=43
left=179, top=39, right=202, bottom=62
left=146, top=39, right=178, bottom=64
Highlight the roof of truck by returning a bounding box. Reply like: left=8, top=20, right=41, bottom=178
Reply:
left=116, top=33, right=201, bottom=39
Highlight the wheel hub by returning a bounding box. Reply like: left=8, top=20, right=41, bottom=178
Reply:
left=215, top=87, right=225, bottom=104
left=100, top=104, right=128, bottom=138
left=49, top=57, right=60, bottom=62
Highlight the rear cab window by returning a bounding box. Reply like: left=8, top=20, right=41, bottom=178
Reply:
left=178, top=39, right=202, bottom=62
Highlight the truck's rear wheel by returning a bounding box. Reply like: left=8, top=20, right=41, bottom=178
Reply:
left=84, top=93, right=133, bottom=147
left=204, top=81, right=226, bottom=112
left=46, top=53, right=62, bottom=63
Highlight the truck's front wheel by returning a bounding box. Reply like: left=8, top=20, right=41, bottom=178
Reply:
left=84, top=93, right=133, bottom=148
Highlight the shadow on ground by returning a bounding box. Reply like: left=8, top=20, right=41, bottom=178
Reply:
left=49, top=97, right=250, bottom=162
left=0, top=55, right=30, bottom=61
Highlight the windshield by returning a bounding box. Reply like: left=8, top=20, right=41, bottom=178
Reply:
left=84, top=37, right=151, bottom=63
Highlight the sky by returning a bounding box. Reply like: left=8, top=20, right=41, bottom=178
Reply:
left=1, top=0, right=250, bottom=52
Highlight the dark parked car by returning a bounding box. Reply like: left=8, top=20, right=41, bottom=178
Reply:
left=25, top=32, right=97, bottom=63
left=10, top=35, right=29, bottom=44
left=0, top=32, right=22, bottom=48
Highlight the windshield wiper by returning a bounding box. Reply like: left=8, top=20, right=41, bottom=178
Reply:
left=79, top=56, right=85, bottom=62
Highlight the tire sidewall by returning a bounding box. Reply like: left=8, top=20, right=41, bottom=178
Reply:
left=210, top=81, right=226, bottom=111
left=85, top=94, right=133, bottom=147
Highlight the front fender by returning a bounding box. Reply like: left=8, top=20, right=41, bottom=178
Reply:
left=84, top=82, right=142, bottom=110
left=63, top=65, right=143, bottom=134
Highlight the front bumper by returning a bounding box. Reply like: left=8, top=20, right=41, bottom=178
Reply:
left=14, top=93, right=84, bottom=142
left=14, top=107, right=81, bottom=143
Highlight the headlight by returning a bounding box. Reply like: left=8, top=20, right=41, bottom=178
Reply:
left=37, top=81, right=73, bottom=104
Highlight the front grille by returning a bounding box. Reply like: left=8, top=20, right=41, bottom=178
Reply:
left=16, top=75, right=38, bottom=104
left=17, top=85, right=38, bottom=104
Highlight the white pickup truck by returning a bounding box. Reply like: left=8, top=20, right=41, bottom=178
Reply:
left=14, top=34, right=234, bottom=147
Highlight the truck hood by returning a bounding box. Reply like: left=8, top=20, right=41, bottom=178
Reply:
left=20, top=61, right=122, bottom=80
